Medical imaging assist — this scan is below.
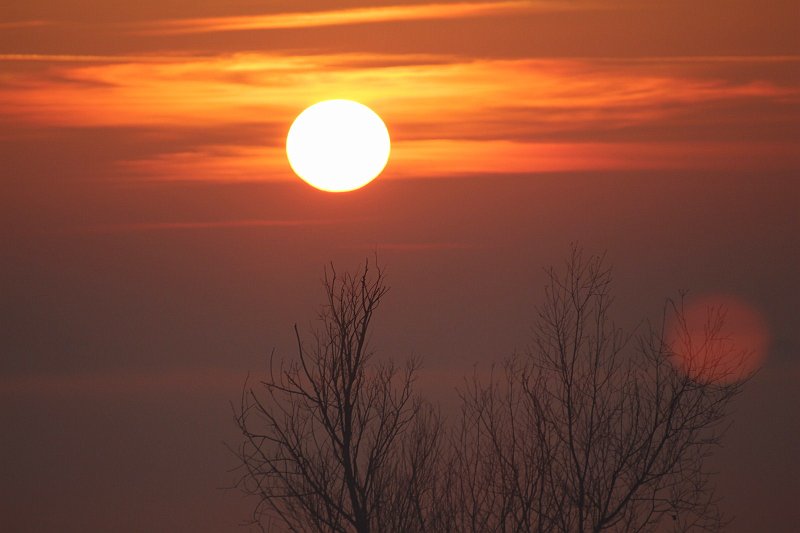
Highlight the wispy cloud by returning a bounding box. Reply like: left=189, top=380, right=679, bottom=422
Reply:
left=118, top=139, right=800, bottom=183
left=4, top=53, right=793, bottom=129
left=142, top=1, right=589, bottom=35
left=0, top=53, right=183, bottom=63
left=2, top=52, right=797, bottom=180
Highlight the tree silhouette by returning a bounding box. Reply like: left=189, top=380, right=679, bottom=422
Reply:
left=235, top=250, right=747, bottom=532
left=452, top=248, right=745, bottom=532
left=233, top=261, right=446, bottom=532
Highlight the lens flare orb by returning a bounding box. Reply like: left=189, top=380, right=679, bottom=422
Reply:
left=286, top=100, right=391, bottom=192
left=667, top=294, right=769, bottom=384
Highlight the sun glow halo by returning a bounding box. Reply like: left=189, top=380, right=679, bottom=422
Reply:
left=286, top=100, right=390, bottom=192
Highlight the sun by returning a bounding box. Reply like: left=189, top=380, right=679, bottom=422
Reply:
left=286, top=100, right=391, bottom=192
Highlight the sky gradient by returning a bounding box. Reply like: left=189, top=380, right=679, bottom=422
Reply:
left=2, top=1, right=799, bottom=531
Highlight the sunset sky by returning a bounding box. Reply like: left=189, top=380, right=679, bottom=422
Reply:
left=2, top=1, right=799, bottom=531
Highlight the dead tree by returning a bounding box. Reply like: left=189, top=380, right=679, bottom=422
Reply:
left=454, top=247, right=746, bottom=532
left=233, top=261, right=445, bottom=533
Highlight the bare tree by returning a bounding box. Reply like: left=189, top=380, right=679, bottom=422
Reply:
left=453, top=247, right=746, bottom=533
left=233, top=261, right=446, bottom=533
left=235, top=250, right=748, bottom=532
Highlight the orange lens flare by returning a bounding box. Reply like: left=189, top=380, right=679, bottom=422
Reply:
left=667, top=294, right=770, bottom=384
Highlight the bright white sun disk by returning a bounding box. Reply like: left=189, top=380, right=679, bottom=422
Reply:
left=286, top=100, right=391, bottom=192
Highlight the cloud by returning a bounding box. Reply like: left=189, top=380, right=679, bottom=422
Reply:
left=141, top=1, right=590, bottom=35
left=0, top=53, right=179, bottom=63
left=2, top=52, right=797, bottom=180
left=117, top=138, right=800, bottom=183
left=3, top=52, right=794, bottom=129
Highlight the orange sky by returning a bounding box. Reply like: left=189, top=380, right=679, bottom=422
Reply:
left=1, top=1, right=799, bottom=532
left=3, top=51, right=798, bottom=181
left=2, top=1, right=799, bottom=183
